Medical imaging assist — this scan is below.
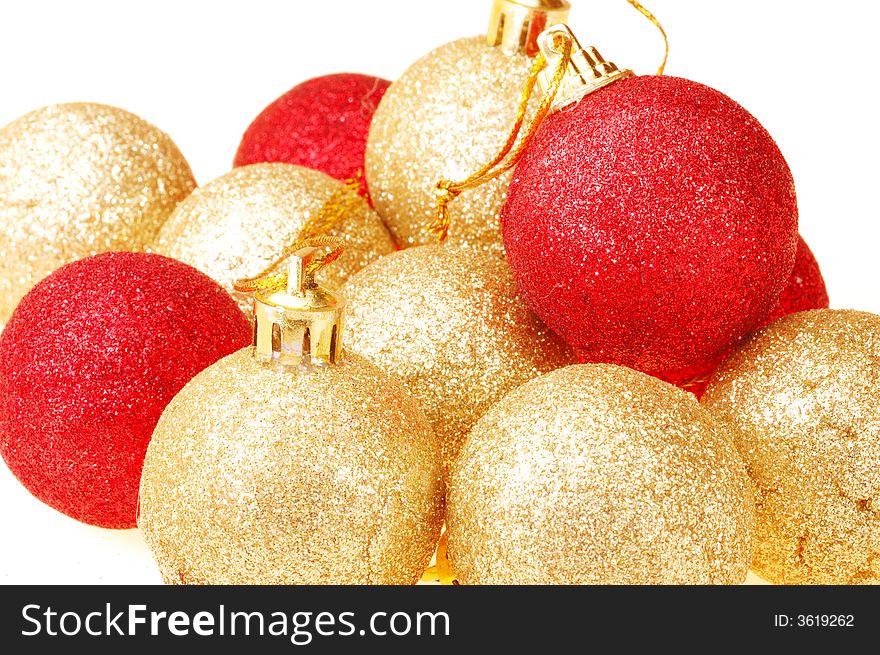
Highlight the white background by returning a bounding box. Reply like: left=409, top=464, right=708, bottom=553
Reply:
left=0, top=0, right=877, bottom=584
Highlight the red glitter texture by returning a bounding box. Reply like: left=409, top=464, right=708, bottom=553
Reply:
left=0, top=252, right=251, bottom=529
left=668, top=235, right=829, bottom=397
left=766, top=236, right=829, bottom=323
left=233, top=73, right=390, bottom=198
left=502, top=75, right=799, bottom=377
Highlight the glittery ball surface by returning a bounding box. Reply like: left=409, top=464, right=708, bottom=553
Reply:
left=234, top=73, right=390, bottom=199
left=702, top=309, right=880, bottom=584
left=152, top=163, right=395, bottom=315
left=366, top=36, right=534, bottom=254
left=0, top=103, right=196, bottom=326
left=766, top=235, right=828, bottom=323
left=340, top=245, right=573, bottom=469
left=139, top=349, right=445, bottom=585
left=0, top=253, right=251, bottom=529
left=662, top=234, right=829, bottom=395
left=503, top=75, right=799, bottom=376
left=447, top=364, right=756, bottom=584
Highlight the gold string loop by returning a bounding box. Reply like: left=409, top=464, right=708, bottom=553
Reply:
left=430, top=31, right=574, bottom=242
left=298, top=174, right=362, bottom=241
left=233, top=235, right=346, bottom=294
left=626, top=0, right=668, bottom=75
left=232, top=176, right=360, bottom=294
left=432, top=181, right=463, bottom=242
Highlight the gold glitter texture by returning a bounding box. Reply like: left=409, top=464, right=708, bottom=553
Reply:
left=365, top=36, right=534, bottom=255
left=152, top=163, right=395, bottom=314
left=341, top=244, right=574, bottom=470
left=139, top=349, right=444, bottom=585
left=0, top=103, right=196, bottom=326
left=448, top=364, right=756, bottom=584
left=702, top=309, right=880, bottom=584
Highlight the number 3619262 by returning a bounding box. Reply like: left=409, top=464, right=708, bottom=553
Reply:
left=774, top=615, right=854, bottom=627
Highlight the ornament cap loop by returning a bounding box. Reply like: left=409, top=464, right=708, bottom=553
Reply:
left=537, top=24, right=634, bottom=111
left=487, top=0, right=570, bottom=57
left=248, top=239, right=347, bottom=369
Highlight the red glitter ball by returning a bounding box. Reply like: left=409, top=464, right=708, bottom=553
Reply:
left=0, top=252, right=251, bottom=529
left=233, top=73, right=390, bottom=199
left=766, top=235, right=828, bottom=322
left=667, top=235, right=829, bottom=398
left=502, top=75, right=799, bottom=377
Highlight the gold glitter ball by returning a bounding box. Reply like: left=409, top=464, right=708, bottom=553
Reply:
left=0, top=102, right=196, bottom=326
left=341, top=244, right=573, bottom=470
left=365, top=36, right=535, bottom=255
left=702, top=309, right=880, bottom=585
left=152, top=163, right=395, bottom=314
left=139, top=348, right=444, bottom=585
left=447, top=364, right=757, bottom=584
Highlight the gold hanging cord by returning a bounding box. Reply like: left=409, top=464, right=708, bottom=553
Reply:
left=431, top=0, right=668, bottom=241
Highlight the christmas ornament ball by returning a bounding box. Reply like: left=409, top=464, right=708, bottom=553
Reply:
left=503, top=75, right=799, bottom=376
left=447, top=364, right=756, bottom=584
left=139, top=349, right=444, bottom=584
left=702, top=310, right=880, bottom=584
left=152, top=163, right=394, bottom=314
left=365, top=36, right=535, bottom=254
left=0, top=103, right=196, bottom=326
left=341, top=245, right=573, bottom=469
left=234, top=73, right=390, bottom=199
left=0, top=252, right=251, bottom=529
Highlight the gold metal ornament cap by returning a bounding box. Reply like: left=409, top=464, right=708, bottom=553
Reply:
left=487, top=0, right=571, bottom=56
left=252, top=244, right=345, bottom=368
left=537, top=24, right=634, bottom=111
